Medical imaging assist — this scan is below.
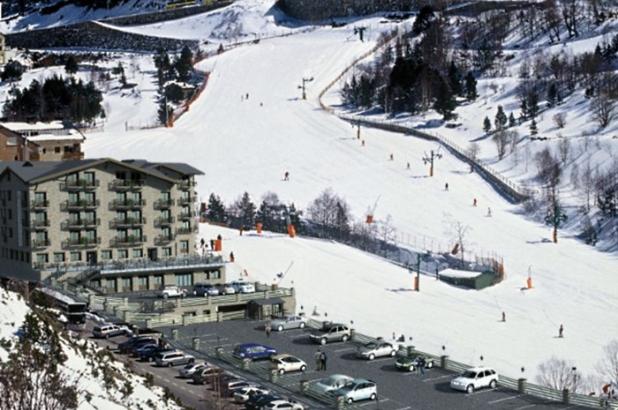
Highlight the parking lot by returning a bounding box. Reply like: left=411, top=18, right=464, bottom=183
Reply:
left=162, top=320, right=587, bottom=410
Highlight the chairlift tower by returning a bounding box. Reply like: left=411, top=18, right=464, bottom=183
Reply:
left=422, top=149, right=442, bottom=177
left=298, top=77, right=314, bottom=100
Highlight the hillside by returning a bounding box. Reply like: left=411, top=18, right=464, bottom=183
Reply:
left=0, top=287, right=182, bottom=410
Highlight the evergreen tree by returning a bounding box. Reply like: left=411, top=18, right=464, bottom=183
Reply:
left=157, top=98, right=173, bottom=126
left=464, top=71, right=477, bottom=100
left=545, top=190, right=567, bottom=243
left=508, top=112, right=517, bottom=128
left=483, top=116, right=491, bottom=133
left=1, top=60, right=25, bottom=82
left=547, top=82, right=558, bottom=107
left=495, top=105, right=507, bottom=130
left=447, top=61, right=462, bottom=97
left=597, top=186, right=617, bottom=217
left=206, top=193, right=227, bottom=223
left=433, top=78, right=456, bottom=120
left=174, top=46, right=194, bottom=82
left=530, top=118, right=538, bottom=135
left=64, top=55, right=78, bottom=75
left=527, top=90, right=539, bottom=118
left=288, top=203, right=303, bottom=234
left=236, top=192, right=256, bottom=228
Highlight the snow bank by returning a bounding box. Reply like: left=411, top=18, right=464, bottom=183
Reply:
left=439, top=268, right=483, bottom=279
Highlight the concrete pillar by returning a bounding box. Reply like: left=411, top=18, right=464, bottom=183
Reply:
left=215, top=346, right=223, bottom=358
left=88, top=294, right=96, bottom=307
left=337, top=396, right=345, bottom=410
left=300, top=380, right=309, bottom=393
left=172, top=329, right=179, bottom=341
left=122, top=310, right=129, bottom=322
left=270, top=369, right=279, bottom=383
left=562, top=389, right=570, bottom=404
left=440, top=355, right=449, bottom=369
left=192, top=337, right=200, bottom=351
left=123, top=297, right=129, bottom=307
left=182, top=315, right=187, bottom=326
left=145, top=319, right=152, bottom=329
left=242, top=358, right=251, bottom=370
left=517, top=378, right=526, bottom=394
left=175, top=298, right=182, bottom=308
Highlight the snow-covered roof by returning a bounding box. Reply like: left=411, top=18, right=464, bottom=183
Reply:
left=0, top=121, right=66, bottom=132
left=438, top=269, right=483, bottom=279
left=26, top=133, right=84, bottom=143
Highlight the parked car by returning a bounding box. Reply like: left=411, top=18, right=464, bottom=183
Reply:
left=356, top=341, right=396, bottom=360
left=224, top=380, right=259, bottom=396
left=233, top=343, right=277, bottom=360
left=263, top=399, right=305, bottom=410
left=231, top=281, right=255, bottom=293
left=395, top=354, right=434, bottom=372
left=219, top=284, right=236, bottom=295
left=309, top=323, right=351, bottom=345
left=92, top=324, right=131, bottom=339
left=233, top=386, right=270, bottom=403
left=158, top=285, right=187, bottom=298
left=192, top=366, right=223, bottom=385
left=330, top=379, right=377, bottom=404
left=450, top=367, right=499, bottom=393
left=271, top=354, right=308, bottom=375
left=179, top=362, right=208, bottom=378
left=138, top=346, right=173, bottom=362
left=245, top=393, right=282, bottom=410
left=154, top=350, right=195, bottom=367
left=118, top=336, right=157, bottom=353
left=131, top=342, right=158, bottom=357
left=193, top=283, right=220, bottom=297
left=312, top=374, right=354, bottom=395
left=270, top=315, right=306, bottom=332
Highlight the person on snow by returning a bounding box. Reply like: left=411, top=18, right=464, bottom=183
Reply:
left=445, top=182, right=449, bottom=191
left=283, top=171, right=290, bottom=181
left=229, top=251, right=235, bottom=263
left=315, top=349, right=323, bottom=371
left=473, top=198, right=478, bottom=207
left=390, top=153, right=394, bottom=161
left=487, top=207, right=492, bottom=217
left=558, top=324, right=564, bottom=338
left=406, top=162, right=410, bottom=169
left=502, top=311, right=506, bottom=322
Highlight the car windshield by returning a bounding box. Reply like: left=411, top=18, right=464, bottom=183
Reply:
left=364, top=343, right=377, bottom=349
left=462, top=371, right=478, bottom=378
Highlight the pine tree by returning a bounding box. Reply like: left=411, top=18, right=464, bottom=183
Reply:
left=520, top=98, right=528, bottom=119
left=174, top=46, right=194, bottom=82
left=545, top=190, right=567, bottom=243
left=465, top=71, right=478, bottom=100
left=448, top=61, right=462, bottom=97
left=64, top=55, right=78, bottom=75
left=509, top=112, right=517, bottom=127
left=483, top=116, right=491, bottom=133
left=529, top=118, right=538, bottom=135
left=434, top=78, right=456, bottom=120
left=206, top=193, right=227, bottom=223
left=157, top=98, right=173, bottom=126
left=237, top=192, right=256, bottom=228
left=547, top=82, right=558, bottom=107
left=527, top=90, right=539, bottom=118
left=495, top=105, right=507, bottom=130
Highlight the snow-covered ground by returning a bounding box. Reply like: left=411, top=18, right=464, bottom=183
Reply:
left=77, top=0, right=618, bottom=383
left=0, top=287, right=181, bottom=410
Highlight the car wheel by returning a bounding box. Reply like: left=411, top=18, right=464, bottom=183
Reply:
left=368, top=353, right=375, bottom=360
left=347, top=398, right=354, bottom=404
left=300, top=365, right=307, bottom=372
left=299, top=322, right=305, bottom=329
left=320, top=338, right=327, bottom=345
left=466, top=384, right=474, bottom=394
left=427, top=361, right=433, bottom=369
left=370, top=393, right=377, bottom=401
left=279, top=368, right=285, bottom=375
left=105, top=334, right=110, bottom=339
left=390, top=350, right=396, bottom=357
left=163, top=294, right=168, bottom=299
left=277, top=325, right=283, bottom=332
left=489, top=380, right=497, bottom=389
left=408, top=365, right=414, bottom=372
left=342, top=335, right=349, bottom=342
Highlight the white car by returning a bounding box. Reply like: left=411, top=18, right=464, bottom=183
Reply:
left=92, top=324, right=131, bottom=339
left=330, top=379, right=377, bottom=404
left=356, top=341, right=396, bottom=360
left=263, top=399, right=304, bottom=410
left=178, top=362, right=207, bottom=378
left=231, top=281, right=255, bottom=293
left=219, top=284, right=236, bottom=295
left=159, top=286, right=187, bottom=298
left=232, top=386, right=269, bottom=403
left=450, top=367, right=499, bottom=393
left=271, top=354, right=308, bottom=375
left=312, top=374, right=354, bottom=395
left=154, top=350, right=195, bottom=367
left=270, top=315, right=306, bottom=332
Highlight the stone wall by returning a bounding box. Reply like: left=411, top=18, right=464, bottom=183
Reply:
left=6, top=21, right=198, bottom=52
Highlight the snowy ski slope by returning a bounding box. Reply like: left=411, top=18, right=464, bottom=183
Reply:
left=85, top=10, right=618, bottom=380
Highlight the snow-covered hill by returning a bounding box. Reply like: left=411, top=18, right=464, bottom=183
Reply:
left=0, top=287, right=181, bottom=410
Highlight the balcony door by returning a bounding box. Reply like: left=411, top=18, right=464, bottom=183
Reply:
left=148, top=248, right=158, bottom=262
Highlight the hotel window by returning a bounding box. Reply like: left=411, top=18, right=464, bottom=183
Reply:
left=121, top=277, right=132, bottom=291
left=153, top=275, right=163, bottom=288
left=132, top=248, right=143, bottom=258
left=180, top=240, right=189, bottom=253
left=175, top=273, right=193, bottom=287
left=162, top=247, right=172, bottom=257
left=138, top=276, right=148, bottom=290
left=53, top=253, right=65, bottom=263
left=70, top=252, right=81, bottom=262
left=101, top=250, right=112, bottom=260
left=118, top=249, right=128, bottom=259
left=36, top=253, right=48, bottom=264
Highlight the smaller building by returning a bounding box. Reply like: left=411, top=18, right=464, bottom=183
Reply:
left=0, top=122, right=85, bottom=161
left=0, top=125, right=39, bottom=161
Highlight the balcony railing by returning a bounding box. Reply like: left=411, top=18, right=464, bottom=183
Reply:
left=178, top=211, right=193, bottom=220
left=29, top=219, right=50, bottom=229
left=108, top=179, right=144, bottom=191
left=30, top=199, right=49, bottom=209
left=177, top=179, right=196, bottom=191
left=61, top=237, right=101, bottom=249
left=60, top=179, right=99, bottom=191
left=154, top=234, right=175, bottom=246
left=109, top=217, right=146, bottom=229
left=177, top=196, right=195, bottom=206
left=110, top=235, right=147, bottom=248
left=60, top=199, right=100, bottom=211
left=176, top=226, right=197, bottom=235
left=153, top=198, right=174, bottom=209
left=154, top=216, right=174, bottom=227
left=61, top=218, right=100, bottom=230
left=109, top=199, right=145, bottom=210
left=31, top=238, right=50, bottom=249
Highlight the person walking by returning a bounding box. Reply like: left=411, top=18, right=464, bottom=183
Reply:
left=487, top=207, right=492, bottom=217
left=445, top=182, right=449, bottom=191
left=559, top=324, right=564, bottom=338
left=502, top=311, right=506, bottom=322
left=229, top=251, right=235, bottom=263
left=473, top=198, right=478, bottom=207
left=315, top=349, right=322, bottom=371
left=320, top=350, right=327, bottom=371
left=265, top=323, right=272, bottom=338
left=418, top=357, right=426, bottom=376
left=406, top=162, right=410, bottom=170
left=283, top=171, right=289, bottom=181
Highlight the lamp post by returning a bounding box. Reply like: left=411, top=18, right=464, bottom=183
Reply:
left=298, top=77, right=314, bottom=100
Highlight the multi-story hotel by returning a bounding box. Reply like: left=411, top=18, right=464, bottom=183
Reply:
left=0, top=158, right=225, bottom=293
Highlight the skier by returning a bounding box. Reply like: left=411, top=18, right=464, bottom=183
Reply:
left=200, top=238, right=205, bottom=248
left=445, top=182, right=449, bottom=191
left=558, top=324, right=564, bottom=338
left=406, top=162, right=410, bottom=170
left=229, top=251, right=235, bottom=263
left=473, top=198, right=478, bottom=207
left=239, top=227, right=243, bottom=236
left=502, top=311, right=506, bottom=322
left=361, top=140, right=365, bottom=146
left=246, top=93, right=249, bottom=100
left=389, top=153, right=394, bottom=161
left=283, top=171, right=290, bottom=181
left=487, top=207, right=492, bottom=217
left=260, top=102, right=263, bottom=107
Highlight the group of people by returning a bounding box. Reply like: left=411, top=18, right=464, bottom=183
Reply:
left=314, top=349, right=328, bottom=371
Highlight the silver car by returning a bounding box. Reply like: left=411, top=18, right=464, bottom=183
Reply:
left=270, top=315, right=307, bottom=332
left=312, top=374, right=354, bottom=395
left=330, top=379, right=377, bottom=404
left=357, top=341, right=396, bottom=360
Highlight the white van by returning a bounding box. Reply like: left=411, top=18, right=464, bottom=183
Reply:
left=92, top=324, right=130, bottom=339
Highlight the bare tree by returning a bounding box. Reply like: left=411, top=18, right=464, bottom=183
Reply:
left=466, top=142, right=480, bottom=172
left=493, top=129, right=508, bottom=160
left=596, top=340, right=618, bottom=387
left=591, top=94, right=615, bottom=128
left=535, top=148, right=562, bottom=188
left=536, top=357, right=582, bottom=392
left=553, top=112, right=566, bottom=128
left=448, top=219, right=471, bottom=266
left=378, top=215, right=397, bottom=255
left=581, top=161, right=594, bottom=212
left=558, top=138, right=571, bottom=163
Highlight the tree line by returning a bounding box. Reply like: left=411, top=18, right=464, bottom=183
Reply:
left=153, top=46, right=197, bottom=125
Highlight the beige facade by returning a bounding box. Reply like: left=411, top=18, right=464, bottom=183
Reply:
left=0, top=159, right=224, bottom=291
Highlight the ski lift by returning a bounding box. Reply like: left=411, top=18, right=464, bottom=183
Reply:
left=366, top=195, right=381, bottom=224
